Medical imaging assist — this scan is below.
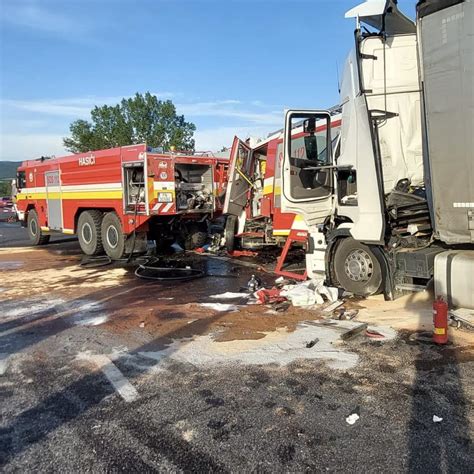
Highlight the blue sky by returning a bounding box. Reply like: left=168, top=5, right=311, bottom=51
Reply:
left=0, top=0, right=417, bottom=161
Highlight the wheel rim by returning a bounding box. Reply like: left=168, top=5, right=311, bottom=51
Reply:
left=30, top=219, right=37, bottom=236
left=81, top=222, right=93, bottom=245
left=344, top=248, right=374, bottom=282
left=106, top=225, right=119, bottom=249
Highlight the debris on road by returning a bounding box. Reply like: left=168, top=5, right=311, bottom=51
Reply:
left=346, top=413, right=360, bottom=425
left=254, top=288, right=286, bottom=305
left=323, top=300, right=345, bottom=313
left=340, top=323, right=369, bottom=341
left=433, top=415, right=443, bottom=423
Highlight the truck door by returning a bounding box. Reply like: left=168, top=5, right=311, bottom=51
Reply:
left=281, top=110, right=334, bottom=226
left=223, top=136, right=253, bottom=216
left=45, top=170, right=62, bottom=230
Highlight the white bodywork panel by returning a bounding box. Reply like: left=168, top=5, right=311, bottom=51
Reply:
left=361, top=34, right=423, bottom=191
left=345, top=0, right=416, bottom=35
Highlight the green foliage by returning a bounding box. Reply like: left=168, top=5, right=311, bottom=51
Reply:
left=63, top=92, right=196, bottom=153
left=0, top=180, right=12, bottom=197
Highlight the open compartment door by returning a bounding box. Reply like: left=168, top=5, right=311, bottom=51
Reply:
left=223, top=136, right=253, bottom=216
left=281, top=110, right=334, bottom=226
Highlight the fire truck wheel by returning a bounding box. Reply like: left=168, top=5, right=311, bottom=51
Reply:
left=184, top=224, right=208, bottom=250
left=333, top=238, right=382, bottom=297
left=27, top=210, right=50, bottom=245
left=224, top=215, right=237, bottom=252
left=77, top=210, right=104, bottom=256
left=101, top=212, right=126, bottom=259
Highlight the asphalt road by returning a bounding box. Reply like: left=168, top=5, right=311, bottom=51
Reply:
left=0, top=223, right=473, bottom=472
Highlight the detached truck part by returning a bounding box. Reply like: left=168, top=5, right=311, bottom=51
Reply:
left=15, top=144, right=228, bottom=258
left=279, top=0, right=473, bottom=308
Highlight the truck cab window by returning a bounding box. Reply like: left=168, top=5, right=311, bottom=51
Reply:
left=17, top=171, right=26, bottom=189
left=288, top=115, right=332, bottom=200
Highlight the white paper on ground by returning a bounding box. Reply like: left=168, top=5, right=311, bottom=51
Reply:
left=433, top=415, right=443, bottom=423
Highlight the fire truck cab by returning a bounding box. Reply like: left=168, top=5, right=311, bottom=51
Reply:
left=223, top=116, right=341, bottom=279
left=15, top=144, right=228, bottom=258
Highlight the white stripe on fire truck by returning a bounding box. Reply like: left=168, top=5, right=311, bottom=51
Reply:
left=152, top=203, right=162, bottom=211
left=153, top=181, right=175, bottom=190
left=162, top=202, right=173, bottom=213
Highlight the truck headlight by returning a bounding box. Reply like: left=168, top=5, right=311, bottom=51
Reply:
left=157, top=192, right=173, bottom=203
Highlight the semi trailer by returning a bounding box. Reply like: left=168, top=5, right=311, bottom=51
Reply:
left=15, top=144, right=228, bottom=258
left=279, top=0, right=473, bottom=308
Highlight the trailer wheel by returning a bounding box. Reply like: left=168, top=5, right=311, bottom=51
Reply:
left=333, top=238, right=383, bottom=296
left=184, top=223, right=208, bottom=250
left=77, top=210, right=104, bottom=256
left=224, top=215, right=237, bottom=252
left=101, top=212, right=126, bottom=259
left=27, top=210, right=50, bottom=246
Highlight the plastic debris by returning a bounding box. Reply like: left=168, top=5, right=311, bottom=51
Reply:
left=230, top=250, right=258, bottom=258
left=346, top=413, right=360, bottom=425
left=340, top=323, right=368, bottom=341
left=254, top=288, right=286, bottom=305
left=433, top=415, right=443, bottom=423
left=139, top=322, right=145, bottom=328
left=323, top=300, right=344, bottom=313
left=281, top=280, right=339, bottom=307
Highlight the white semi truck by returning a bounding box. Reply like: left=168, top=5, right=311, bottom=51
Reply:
left=280, top=0, right=473, bottom=309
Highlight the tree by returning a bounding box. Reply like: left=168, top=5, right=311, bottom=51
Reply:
left=63, top=92, right=196, bottom=153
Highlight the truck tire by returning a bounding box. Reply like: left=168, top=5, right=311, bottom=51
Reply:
left=27, top=210, right=50, bottom=246
left=101, top=212, right=126, bottom=259
left=77, top=210, right=104, bottom=256
left=224, top=215, right=237, bottom=252
left=333, top=238, right=383, bottom=296
left=184, top=223, right=208, bottom=250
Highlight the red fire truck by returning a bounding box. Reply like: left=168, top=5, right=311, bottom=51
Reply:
left=15, top=144, right=228, bottom=258
left=223, top=112, right=341, bottom=279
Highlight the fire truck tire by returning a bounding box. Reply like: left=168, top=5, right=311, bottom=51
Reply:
left=101, top=212, right=126, bottom=259
left=184, top=224, right=208, bottom=250
left=27, top=210, right=50, bottom=246
left=333, top=238, right=382, bottom=297
left=224, top=215, right=237, bottom=252
left=77, top=210, right=104, bottom=256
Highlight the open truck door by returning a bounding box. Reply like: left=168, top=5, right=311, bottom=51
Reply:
left=223, top=136, right=253, bottom=217
left=281, top=110, right=334, bottom=226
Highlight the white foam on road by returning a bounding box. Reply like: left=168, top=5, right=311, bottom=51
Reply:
left=209, top=292, right=250, bottom=300
left=0, top=353, right=10, bottom=376
left=199, top=303, right=240, bottom=312
left=77, top=353, right=139, bottom=402
left=140, top=322, right=361, bottom=371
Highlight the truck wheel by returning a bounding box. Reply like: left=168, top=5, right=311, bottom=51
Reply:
left=77, top=210, right=104, bottom=256
left=224, top=215, right=237, bottom=252
left=27, top=210, right=50, bottom=245
left=101, top=212, right=126, bottom=259
left=184, top=223, right=208, bottom=250
left=333, top=238, right=383, bottom=296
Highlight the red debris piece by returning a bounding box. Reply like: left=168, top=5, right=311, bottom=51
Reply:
left=229, top=250, right=258, bottom=258
left=254, top=288, right=287, bottom=305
